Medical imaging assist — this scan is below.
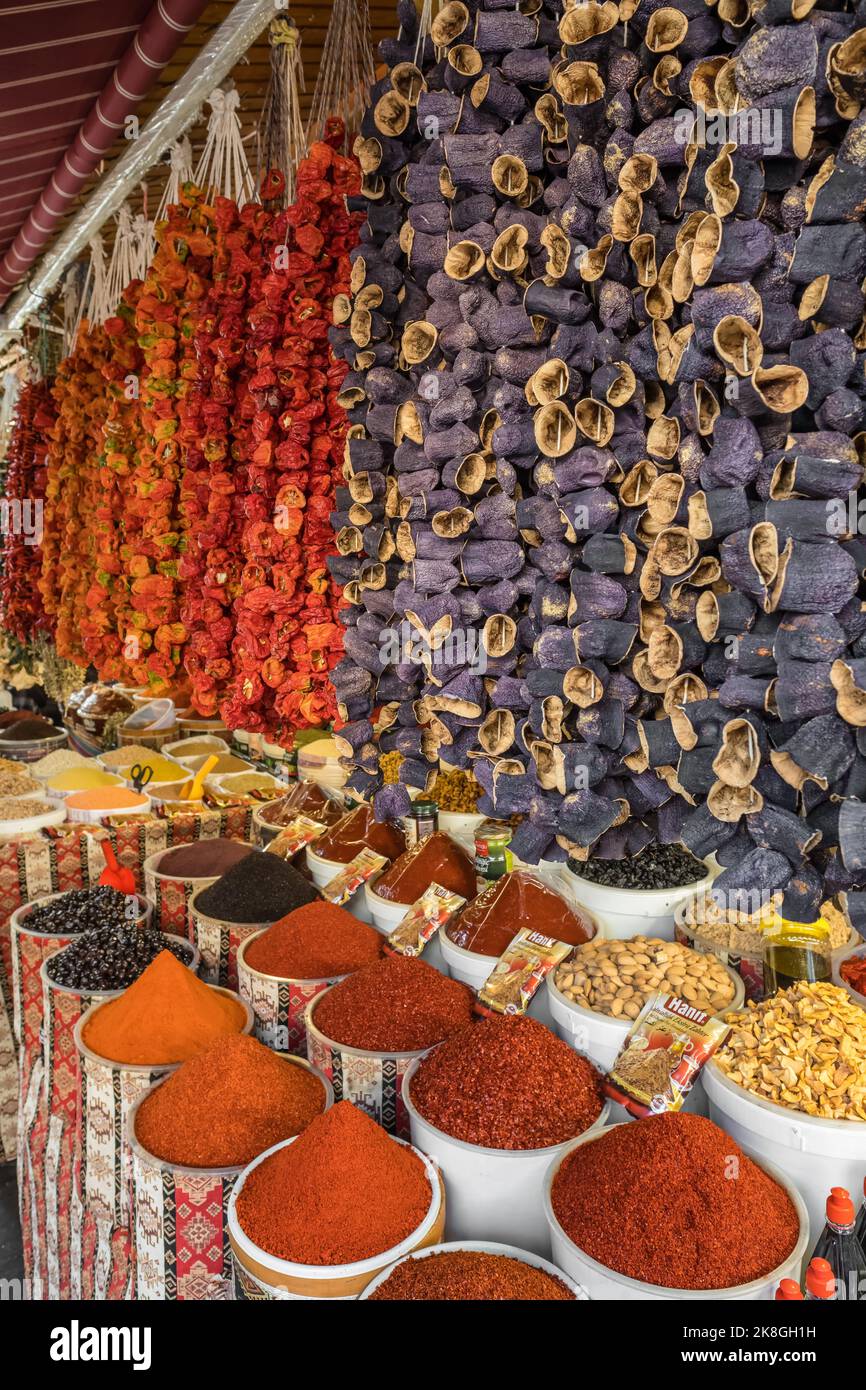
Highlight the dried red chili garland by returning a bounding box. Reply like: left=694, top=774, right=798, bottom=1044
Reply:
left=0, top=379, right=54, bottom=643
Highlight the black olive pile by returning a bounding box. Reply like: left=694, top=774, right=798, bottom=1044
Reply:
left=46, top=926, right=193, bottom=992
left=25, top=885, right=141, bottom=936
left=569, top=843, right=706, bottom=890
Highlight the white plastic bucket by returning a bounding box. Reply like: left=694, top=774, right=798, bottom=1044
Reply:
left=703, top=1061, right=866, bottom=1242
left=402, top=1056, right=609, bottom=1256
left=358, top=1239, right=589, bottom=1300
left=546, top=959, right=745, bottom=1071
left=306, top=846, right=373, bottom=922
left=564, top=860, right=715, bottom=940
left=832, top=942, right=866, bottom=1009
left=364, top=881, right=446, bottom=972
left=544, top=1124, right=810, bottom=1301
left=437, top=927, right=552, bottom=1025
left=228, top=1134, right=444, bottom=1299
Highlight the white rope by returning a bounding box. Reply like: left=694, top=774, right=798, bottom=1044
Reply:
left=306, top=0, right=376, bottom=147
left=72, top=236, right=107, bottom=343
left=258, top=17, right=306, bottom=205
left=414, top=0, right=433, bottom=67
left=102, top=204, right=138, bottom=318
left=195, top=87, right=255, bottom=204
left=155, top=137, right=194, bottom=225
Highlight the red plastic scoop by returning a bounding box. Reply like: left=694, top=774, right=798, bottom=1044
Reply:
left=98, top=841, right=136, bottom=895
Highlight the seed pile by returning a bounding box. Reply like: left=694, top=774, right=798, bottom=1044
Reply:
left=0, top=797, right=55, bottom=821
left=23, top=886, right=139, bottom=936
left=30, top=749, right=89, bottom=778
left=369, top=1250, right=575, bottom=1301
left=551, top=1113, right=799, bottom=1290
left=46, top=925, right=193, bottom=991
left=135, top=1035, right=327, bottom=1168
left=715, top=980, right=866, bottom=1120
left=313, top=954, right=473, bottom=1052
left=244, top=902, right=383, bottom=979
left=409, top=1014, right=604, bottom=1149
left=194, top=849, right=318, bottom=923
left=101, top=744, right=159, bottom=767
left=157, top=838, right=255, bottom=879
left=234, top=1101, right=432, bottom=1265
left=570, top=845, right=705, bottom=890
left=323, top=0, right=866, bottom=910
left=0, top=769, right=39, bottom=796
left=555, top=935, right=736, bottom=1020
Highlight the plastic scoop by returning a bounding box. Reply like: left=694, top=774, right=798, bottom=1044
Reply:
left=97, top=840, right=136, bottom=895
left=179, top=754, right=219, bottom=800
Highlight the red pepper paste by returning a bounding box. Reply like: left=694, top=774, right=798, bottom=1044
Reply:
left=312, top=954, right=474, bottom=1053
left=235, top=1100, right=432, bottom=1265
left=551, top=1112, right=800, bottom=1290
left=311, top=803, right=406, bottom=866
left=446, top=869, right=595, bottom=957
left=409, top=1014, right=604, bottom=1149
left=372, top=831, right=477, bottom=904
left=134, top=1034, right=326, bottom=1168
left=840, top=953, right=866, bottom=997
left=243, top=902, right=383, bottom=979
left=369, top=1249, right=575, bottom=1300
left=259, top=781, right=344, bottom=828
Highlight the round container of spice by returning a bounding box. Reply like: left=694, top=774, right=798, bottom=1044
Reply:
left=305, top=804, right=407, bottom=924
left=403, top=1016, right=609, bottom=1256
left=127, top=1044, right=332, bottom=1301
left=564, top=847, right=716, bottom=941
left=251, top=780, right=345, bottom=848
left=543, top=1119, right=809, bottom=1301
left=143, top=840, right=256, bottom=934
left=358, top=1241, right=588, bottom=1301
left=0, top=725, right=67, bottom=764
left=228, top=1104, right=445, bottom=1299
left=364, top=832, right=479, bottom=970
left=832, top=942, right=866, bottom=1008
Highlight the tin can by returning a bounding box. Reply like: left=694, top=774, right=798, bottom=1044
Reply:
left=474, top=820, right=514, bottom=882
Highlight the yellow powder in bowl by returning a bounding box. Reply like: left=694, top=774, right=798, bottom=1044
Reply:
left=65, top=788, right=150, bottom=812
left=121, top=756, right=184, bottom=783
left=185, top=754, right=252, bottom=775
left=168, top=739, right=225, bottom=757
left=47, top=768, right=123, bottom=793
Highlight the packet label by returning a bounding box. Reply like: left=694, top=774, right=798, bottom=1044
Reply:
left=604, top=992, right=731, bottom=1119
left=322, top=848, right=388, bottom=906
left=385, top=883, right=466, bottom=957
left=265, top=815, right=327, bottom=860
left=475, top=929, right=573, bottom=1017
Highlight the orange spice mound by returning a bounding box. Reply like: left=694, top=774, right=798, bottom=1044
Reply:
left=82, top=949, right=247, bottom=1065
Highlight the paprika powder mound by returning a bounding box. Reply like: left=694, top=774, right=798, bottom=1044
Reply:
left=550, top=1113, right=801, bottom=1291
left=134, top=1034, right=327, bottom=1168
left=368, top=1249, right=575, bottom=1301
left=244, top=901, right=382, bottom=979
left=312, top=955, right=474, bottom=1053
left=234, top=1100, right=432, bottom=1265
left=409, top=1015, right=604, bottom=1150
left=446, top=870, right=595, bottom=957
left=259, top=781, right=344, bottom=828
left=311, top=803, right=406, bottom=865
left=82, top=949, right=248, bottom=1065
left=372, top=832, right=478, bottom=904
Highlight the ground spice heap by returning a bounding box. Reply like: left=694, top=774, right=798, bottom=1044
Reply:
left=259, top=781, right=345, bottom=828
left=82, top=949, right=247, bottom=1064
left=313, top=955, right=473, bottom=1052
left=157, top=838, right=254, bottom=879
left=244, top=902, right=382, bottom=979
left=135, top=1035, right=326, bottom=1168
left=374, top=831, right=477, bottom=904
left=311, top=803, right=405, bottom=865
left=369, top=1250, right=575, bottom=1301
left=550, top=1113, right=800, bottom=1291
left=194, top=849, right=318, bottom=923
left=410, top=1015, right=604, bottom=1150
left=840, top=954, right=866, bottom=999
left=235, top=1100, right=431, bottom=1265
left=447, top=870, right=594, bottom=957
left=0, top=716, right=58, bottom=742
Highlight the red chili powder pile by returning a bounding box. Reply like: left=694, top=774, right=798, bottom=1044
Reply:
left=551, top=1112, right=800, bottom=1290
left=134, top=1034, right=326, bottom=1168
left=447, top=869, right=595, bottom=957
left=243, top=901, right=383, bottom=979
left=409, top=1015, right=604, bottom=1149
left=235, top=1100, right=432, bottom=1265
left=312, top=803, right=405, bottom=866
left=373, top=831, right=477, bottom=904
left=312, top=954, right=474, bottom=1053
left=369, top=1249, right=575, bottom=1300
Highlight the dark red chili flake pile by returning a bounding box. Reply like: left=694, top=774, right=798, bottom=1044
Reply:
left=409, top=1015, right=604, bottom=1150
left=551, top=1113, right=800, bottom=1291
left=368, top=1249, right=575, bottom=1301
left=312, top=954, right=473, bottom=1053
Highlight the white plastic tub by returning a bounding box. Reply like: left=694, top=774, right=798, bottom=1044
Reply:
left=364, top=881, right=446, bottom=972
left=703, top=1060, right=866, bottom=1243
left=544, top=1124, right=810, bottom=1300
left=306, top=846, right=373, bottom=922
left=437, top=810, right=485, bottom=848
left=402, top=1056, right=609, bottom=1256
left=437, top=927, right=551, bottom=1024
left=546, top=959, right=745, bottom=1071
left=358, top=1239, right=589, bottom=1300
left=564, top=859, right=716, bottom=940
left=832, top=942, right=866, bottom=1009
left=228, top=1133, right=444, bottom=1299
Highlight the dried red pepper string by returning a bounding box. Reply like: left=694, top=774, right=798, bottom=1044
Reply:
left=0, top=380, right=54, bottom=643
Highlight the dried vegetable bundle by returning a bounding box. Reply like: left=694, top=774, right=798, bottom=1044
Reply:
left=0, top=380, right=54, bottom=643
left=329, top=0, right=866, bottom=902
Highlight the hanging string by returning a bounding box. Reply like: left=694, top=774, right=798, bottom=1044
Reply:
left=258, top=17, right=306, bottom=206
left=195, top=87, right=256, bottom=205
left=306, top=0, right=376, bottom=150
left=71, top=236, right=106, bottom=346
left=155, top=137, right=194, bottom=226
left=414, top=0, right=434, bottom=66
left=61, top=262, right=87, bottom=358
left=102, top=205, right=139, bottom=319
